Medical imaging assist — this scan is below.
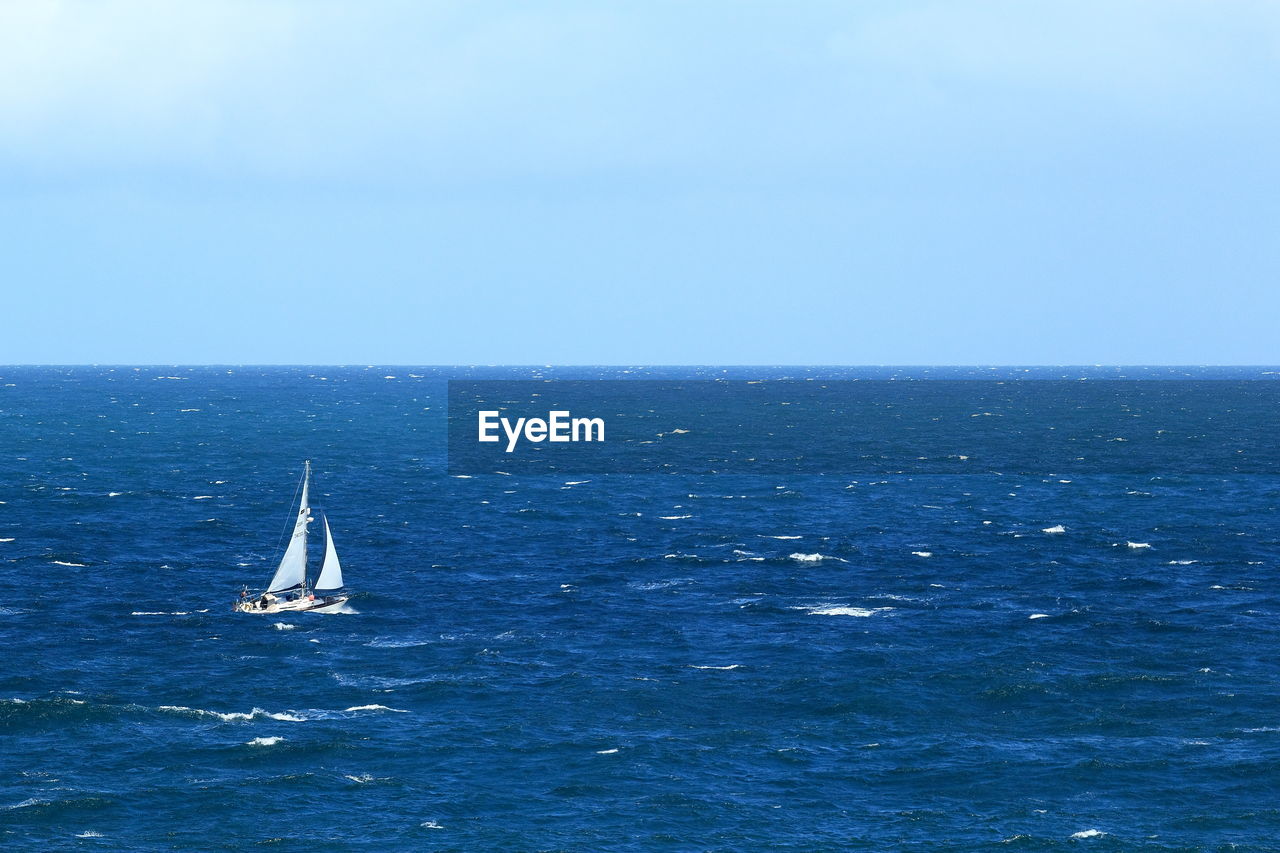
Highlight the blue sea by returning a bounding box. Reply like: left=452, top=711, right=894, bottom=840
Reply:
left=3, top=366, right=1280, bottom=850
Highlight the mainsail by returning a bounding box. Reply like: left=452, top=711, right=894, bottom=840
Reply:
left=314, top=515, right=345, bottom=593
left=266, top=462, right=310, bottom=593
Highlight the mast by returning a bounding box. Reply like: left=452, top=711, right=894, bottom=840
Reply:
left=266, top=461, right=311, bottom=593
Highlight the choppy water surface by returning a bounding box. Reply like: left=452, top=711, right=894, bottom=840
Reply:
left=2, top=367, right=1279, bottom=850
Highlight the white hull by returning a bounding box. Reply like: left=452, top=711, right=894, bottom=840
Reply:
left=235, top=594, right=349, bottom=614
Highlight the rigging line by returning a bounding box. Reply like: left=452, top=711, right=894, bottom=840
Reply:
left=269, top=465, right=306, bottom=568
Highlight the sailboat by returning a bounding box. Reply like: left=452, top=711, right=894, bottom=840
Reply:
left=234, top=461, right=350, bottom=614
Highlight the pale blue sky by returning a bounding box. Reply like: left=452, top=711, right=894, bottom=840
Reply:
left=1, top=0, right=1276, bottom=364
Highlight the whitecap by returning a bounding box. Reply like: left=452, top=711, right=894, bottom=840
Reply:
left=1168, top=559, right=1197, bottom=565
left=689, top=664, right=741, bottom=670
left=75, top=831, right=104, bottom=838
left=763, top=535, right=802, bottom=540
left=273, top=623, right=297, bottom=631
left=0, top=538, right=12, bottom=543
left=564, top=480, right=590, bottom=485
left=1071, top=829, right=1105, bottom=838
left=1042, top=524, right=1066, bottom=534
left=52, top=560, right=88, bottom=567
left=4, top=798, right=44, bottom=811
left=107, top=492, right=123, bottom=497
left=658, top=515, right=692, bottom=520
left=596, top=748, right=619, bottom=754
left=1029, top=613, right=1051, bottom=620
left=247, top=736, right=284, bottom=746
left=344, top=774, right=375, bottom=783
left=911, top=551, right=932, bottom=558
left=800, top=605, right=893, bottom=618
left=132, top=611, right=189, bottom=616
left=1126, top=541, right=1152, bottom=549
left=343, top=704, right=408, bottom=713
left=157, top=705, right=306, bottom=722
left=192, top=495, right=214, bottom=500
left=790, top=553, right=845, bottom=563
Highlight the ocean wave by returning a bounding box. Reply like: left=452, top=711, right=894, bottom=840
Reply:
left=789, top=553, right=846, bottom=563
left=1125, top=541, right=1152, bottom=549
left=366, top=637, right=434, bottom=648
left=689, top=664, right=741, bottom=670
left=1071, top=829, right=1106, bottom=838
left=157, top=705, right=305, bottom=722
left=273, top=622, right=297, bottom=631
left=1042, top=524, right=1066, bottom=534
left=1029, top=613, right=1051, bottom=620
left=797, top=605, right=893, bottom=618
left=343, top=704, right=408, bottom=713
left=630, top=579, right=689, bottom=590
left=246, top=736, right=284, bottom=746
left=911, top=551, right=932, bottom=558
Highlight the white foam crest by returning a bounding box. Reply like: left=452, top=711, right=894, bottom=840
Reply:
left=658, top=515, right=692, bottom=520
left=798, top=605, right=893, bottom=617
left=273, top=622, right=297, bottom=631
left=420, top=821, right=444, bottom=829
left=76, top=831, right=104, bottom=838
left=345, top=773, right=376, bottom=783
left=1042, top=524, right=1066, bottom=534
left=1168, top=559, right=1197, bottom=565
left=630, top=579, right=689, bottom=590
left=789, top=553, right=846, bottom=563
left=132, top=611, right=190, bottom=616
left=0, top=538, right=14, bottom=543
left=193, top=495, right=213, bottom=500
left=1029, top=613, right=1051, bottom=620
left=343, top=704, right=408, bottom=714
left=911, top=551, right=933, bottom=558
left=5, top=798, right=47, bottom=811
left=247, top=736, right=284, bottom=746
left=596, top=748, right=619, bottom=754
left=689, top=664, right=741, bottom=670
left=763, top=535, right=802, bottom=540
left=1071, top=829, right=1106, bottom=838
left=1126, top=541, right=1152, bottom=549
left=157, top=705, right=306, bottom=722
left=52, top=560, right=88, bottom=567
